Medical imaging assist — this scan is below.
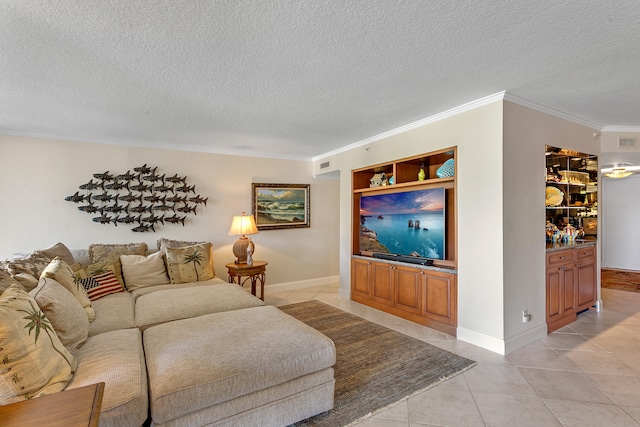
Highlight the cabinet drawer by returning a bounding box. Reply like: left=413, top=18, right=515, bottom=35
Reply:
left=577, top=247, right=596, bottom=260
left=547, top=250, right=574, bottom=265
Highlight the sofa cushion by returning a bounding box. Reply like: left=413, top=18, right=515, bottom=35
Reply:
left=41, top=242, right=75, bottom=266
left=0, top=285, right=77, bottom=405
left=143, top=305, right=336, bottom=425
left=79, top=270, right=126, bottom=301
left=88, top=292, right=136, bottom=337
left=135, top=282, right=265, bottom=331
left=41, top=257, right=95, bottom=322
left=29, top=278, right=89, bottom=352
left=120, top=252, right=170, bottom=291
left=128, top=277, right=227, bottom=300
left=165, top=243, right=215, bottom=284
left=66, top=328, right=148, bottom=427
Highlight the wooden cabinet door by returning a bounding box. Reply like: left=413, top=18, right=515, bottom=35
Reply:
left=395, top=266, right=422, bottom=315
left=546, top=265, right=563, bottom=323
left=422, top=271, right=456, bottom=325
left=576, top=249, right=596, bottom=310
left=351, top=258, right=372, bottom=299
left=371, top=262, right=394, bottom=306
left=562, top=265, right=577, bottom=315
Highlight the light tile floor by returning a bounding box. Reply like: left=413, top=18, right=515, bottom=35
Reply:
left=265, top=285, right=640, bottom=426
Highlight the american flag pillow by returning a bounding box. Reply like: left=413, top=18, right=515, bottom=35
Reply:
left=79, top=270, right=124, bottom=301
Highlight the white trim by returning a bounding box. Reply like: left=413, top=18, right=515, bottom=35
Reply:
left=601, top=126, right=640, bottom=133
left=457, top=323, right=548, bottom=355
left=312, top=92, right=507, bottom=161
left=456, top=327, right=506, bottom=355
left=503, top=324, right=548, bottom=354
left=266, top=275, right=339, bottom=293
left=503, top=93, right=604, bottom=130
left=0, top=130, right=312, bottom=161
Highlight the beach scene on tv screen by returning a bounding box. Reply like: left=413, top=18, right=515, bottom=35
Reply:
left=360, top=187, right=445, bottom=260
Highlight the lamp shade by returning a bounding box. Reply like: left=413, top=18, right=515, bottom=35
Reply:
left=228, top=213, right=258, bottom=236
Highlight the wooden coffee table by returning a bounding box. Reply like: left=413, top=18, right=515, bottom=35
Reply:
left=0, top=382, right=105, bottom=427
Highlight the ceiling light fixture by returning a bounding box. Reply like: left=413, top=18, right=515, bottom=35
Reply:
left=604, top=168, right=633, bottom=179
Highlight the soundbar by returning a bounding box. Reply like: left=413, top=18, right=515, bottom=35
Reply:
left=372, top=252, right=434, bottom=266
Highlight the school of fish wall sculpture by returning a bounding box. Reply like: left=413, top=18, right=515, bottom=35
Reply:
left=65, top=164, right=208, bottom=232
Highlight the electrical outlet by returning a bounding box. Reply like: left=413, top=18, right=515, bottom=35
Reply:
left=522, top=310, right=531, bottom=323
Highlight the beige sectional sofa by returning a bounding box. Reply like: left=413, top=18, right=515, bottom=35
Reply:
left=0, top=241, right=336, bottom=427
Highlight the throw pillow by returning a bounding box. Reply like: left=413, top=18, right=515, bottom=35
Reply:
left=0, top=285, right=77, bottom=405
left=41, top=257, right=95, bottom=322
left=5, top=251, right=53, bottom=291
left=120, top=252, right=170, bottom=290
left=0, top=265, right=24, bottom=293
left=78, top=270, right=125, bottom=301
left=84, top=259, right=126, bottom=288
left=165, top=243, right=215, bottom=284
left=40, top=242, right=75, bottom=266
left=88, top=242, right=148, bottom=264
left=29, top=278, right=89, bottom=352
left=159, top=238, right=215, bottom=277
left=157, top=237, right=206, bottom=253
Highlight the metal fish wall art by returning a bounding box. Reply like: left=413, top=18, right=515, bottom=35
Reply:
left=65, top=165, right=209, bottom=232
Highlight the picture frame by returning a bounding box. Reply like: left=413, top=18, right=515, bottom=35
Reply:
left=252, top=183, right=310, bottom=230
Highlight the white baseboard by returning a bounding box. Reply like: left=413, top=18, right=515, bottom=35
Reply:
left=266, top=275, right=339, bottom=293
left=456, top=327, right=507, bottom=355
left=457, top=323, right=548, bottom=355
left=504, top=324, right=547, bottom=354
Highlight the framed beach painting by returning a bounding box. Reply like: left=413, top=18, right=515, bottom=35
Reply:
left=252, top=183, right=310, bottom=230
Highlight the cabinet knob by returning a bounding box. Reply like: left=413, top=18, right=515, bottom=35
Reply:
left=576, top=264, right=581, bottom=267
left=560, top=256, right=566, bottom=260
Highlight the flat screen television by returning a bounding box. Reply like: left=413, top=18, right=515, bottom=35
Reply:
left=359, top=187, right=445, bottom=260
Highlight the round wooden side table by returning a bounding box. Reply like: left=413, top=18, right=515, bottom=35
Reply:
left=226, top=261, right=268, bottom=301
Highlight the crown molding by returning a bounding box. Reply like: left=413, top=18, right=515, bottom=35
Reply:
left=503, top=93, right=604, bottom=130
left=601, top=126, right=640, bottom=133
left=0, top=130, right=311, bottom=161
left=313, top=91, right=507, bottom=162
left=314, top=91, right=611, bottom=162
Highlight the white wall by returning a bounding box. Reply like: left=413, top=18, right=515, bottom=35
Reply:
left=315, top=99, right=602, bottom=354
left=315, top=101, right=508, bottom=352
left=0, top=135, right=340, bottom=286
left=502, top=102, right=601, bottom=351
left=599, top=132, right=640, bottom=271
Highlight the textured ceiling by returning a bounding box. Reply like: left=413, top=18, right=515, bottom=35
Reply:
left=1, top=1, right=640, bottom=160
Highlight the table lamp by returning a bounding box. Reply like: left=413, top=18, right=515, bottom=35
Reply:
left=228, top=212, right=259, bottom=264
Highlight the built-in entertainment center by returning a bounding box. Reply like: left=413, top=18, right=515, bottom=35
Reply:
left=351, top=147, right=458, bottom=335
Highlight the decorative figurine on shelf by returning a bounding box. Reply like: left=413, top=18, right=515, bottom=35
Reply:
left=418, top=163, right=426, bottom=181
left=246, top=243, right=254, bottom=266
left=546, top=220, right=560, bottom=243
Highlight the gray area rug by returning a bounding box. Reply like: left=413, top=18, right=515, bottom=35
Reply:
left=279, top=300, right=476, bottom=426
